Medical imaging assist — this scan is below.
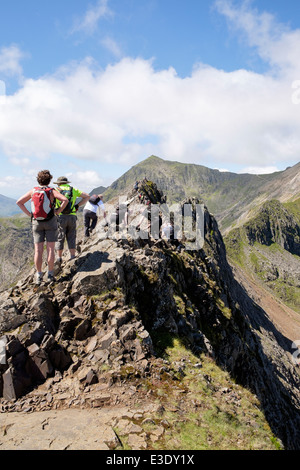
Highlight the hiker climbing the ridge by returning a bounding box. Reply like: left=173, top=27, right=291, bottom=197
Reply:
left=110, top=203, right=127, bottom=232
left=83, top=193, right=107, bottom=238
left=110, top=196, right=135, bottom=231
left=161, top=221, right=174, bottom=241
left=54, top=176, right=89, bottom=263
left=16, top=170, right=69, bottom=285
left=135, top=196, right=163, bottom=239
left=136, top=199, right=150, bottom=230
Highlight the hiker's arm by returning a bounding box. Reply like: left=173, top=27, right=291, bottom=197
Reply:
left=53, top=190, right=68, bottom=215
left=77, top=192, right=90, bottom=207
left=16, top=190, right=33, bottom=217
left=98, top=201, right=107, bottom=219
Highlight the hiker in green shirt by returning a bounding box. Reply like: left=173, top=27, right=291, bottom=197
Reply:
left=54, top=176, right=89, bottom=262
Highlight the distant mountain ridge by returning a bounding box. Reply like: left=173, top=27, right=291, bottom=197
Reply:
left=225, top=198, right=300, bottom=313
left=89, top=186, right=107, bottom=196
left=2, top=157, right=299, bottom=223
left=0, top=194, right=20, bottom=217
left=102, top=156, right=300, bottom=232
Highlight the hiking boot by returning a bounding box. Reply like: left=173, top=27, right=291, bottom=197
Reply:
left=47, top=273, right=56, bottom=284
left=54, top=258, right=62, bottom=270
left=35, top=273, right=43, bottom=285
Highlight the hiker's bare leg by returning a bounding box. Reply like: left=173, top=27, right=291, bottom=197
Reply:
left=47, top=242, right=55, bottom=272
left=56, top=248, right=76, bottom=259
left=34, top=242, right=44, bottom=272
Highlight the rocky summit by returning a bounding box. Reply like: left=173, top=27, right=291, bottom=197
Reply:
left=1, top=182, right=300, bottom=450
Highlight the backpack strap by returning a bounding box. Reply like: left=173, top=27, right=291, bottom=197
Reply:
left=68, top=186, right=74, bottom=209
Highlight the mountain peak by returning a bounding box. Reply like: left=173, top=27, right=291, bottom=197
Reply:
left=103, top=157, right=300, bottom=233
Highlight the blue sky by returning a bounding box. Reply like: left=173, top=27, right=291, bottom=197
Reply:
left=1, top=0, right=300, bottom=198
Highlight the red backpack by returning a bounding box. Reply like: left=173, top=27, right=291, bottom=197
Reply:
left=31, top=187, right=54, bottom=221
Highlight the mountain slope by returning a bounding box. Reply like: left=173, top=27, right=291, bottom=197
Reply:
left=103, top=156, right=300, bottom=232
left=0, top=216, right=33, bottom=292
left=89, top=186, right=107, bottom=196
left=225, top=199, right=300, bottom=313
left=102, top=157, right=300, bottom=322
left=0, top=194, right=20, bottom=217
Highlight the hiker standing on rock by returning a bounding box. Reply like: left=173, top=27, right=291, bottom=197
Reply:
left=16, top=170, right=69, bottom=285
left=54, top=176, right=89, bottom=263
left=109, top=196, right=136, bottom=232
left=83, top=194, right=107, bottom=238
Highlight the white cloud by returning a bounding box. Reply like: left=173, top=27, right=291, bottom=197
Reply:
left=0, top=174, right=33, bottom=192
left=0, top=45, right=25, bottom=77
left=0, top=81, right=5, bottom=96
left=0, top=166, right=108, bottom=198
left=0, top=2, right=300, bottom=177
left=238, top=166, right=280, bottom=175
left=65, top=170, right=107, bottom=193
left=0, top=55, right=299, bottom=172
left=71, top=0, right=113, bottom=35
left=9, top=157, right=30, bottom=167
left=101, top=36, right=122, bottom=58
left=0, top=176, right=15, bottom=188
left=214, top=0, right=300, bottom=75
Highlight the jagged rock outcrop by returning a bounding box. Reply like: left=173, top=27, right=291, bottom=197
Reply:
left=1, top=185, right=300, bottom=449
left=225, top=198, right=300, bottom=313
left=245, top=199, right=300, bottom=256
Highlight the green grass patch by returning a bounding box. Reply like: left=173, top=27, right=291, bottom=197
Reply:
left=127, top=336, right=283, bottom=450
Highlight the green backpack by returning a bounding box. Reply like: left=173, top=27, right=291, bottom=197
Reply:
left=59, top=187, right=74, bottom=214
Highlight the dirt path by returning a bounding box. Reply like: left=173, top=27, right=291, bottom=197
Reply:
left=0, top=402, right=159, bottom=450
left=231, top=263, right=300, bottom=342
left=0, top=407, right=122, bottom=450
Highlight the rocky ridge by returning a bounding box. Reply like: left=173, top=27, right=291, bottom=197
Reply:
left=1, top=184, right=300, bottom=449
left=0, top=216, right=32, bottom=292
left=225, top=199, right=300, bottom=313
left=244, top=199, right=300, bottom=256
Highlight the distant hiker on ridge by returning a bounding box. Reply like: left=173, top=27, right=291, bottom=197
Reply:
left=16, top=170, right=69, bottom=285
left=110, top=196, right=135, bottom=232
left=83, top=193, right=107, bottom=238
left=54, top=176, right=89, bottom=263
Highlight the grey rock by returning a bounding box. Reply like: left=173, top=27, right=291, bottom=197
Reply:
left=74, top=319, right=91, bottom=341
left=98, top=329, right=118, bottom=350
